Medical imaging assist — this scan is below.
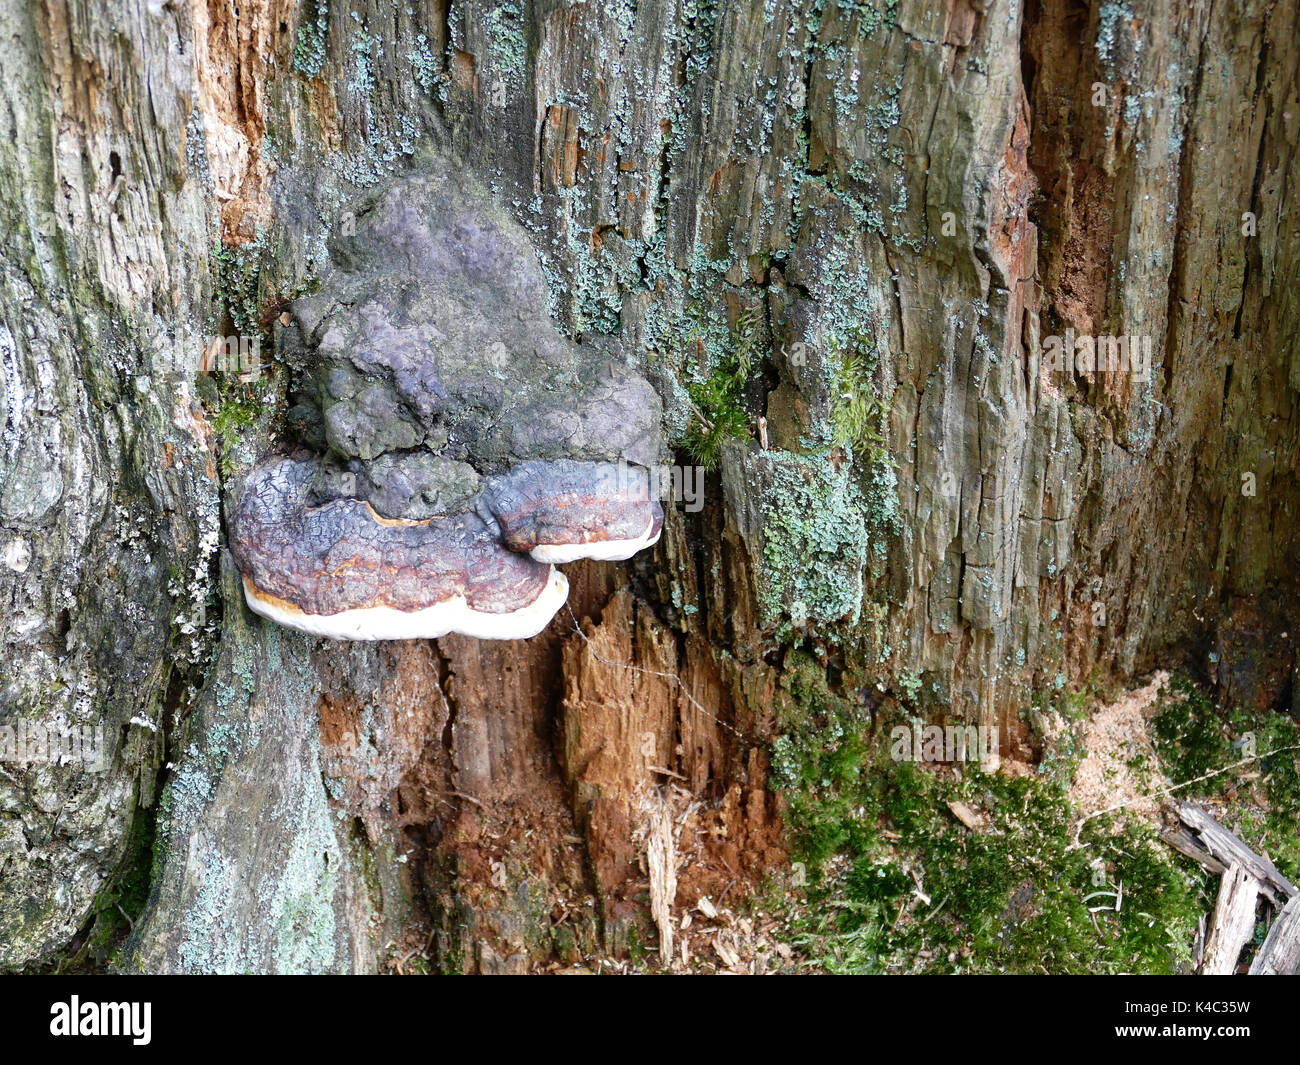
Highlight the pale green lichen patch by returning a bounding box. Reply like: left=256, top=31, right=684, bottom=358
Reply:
left=1095, top=2, right=1136, bottom=74
left=268, top=788, right=342, bottom=973
left=293, top=0, right=331, bottom=78
left=213, top=234, right=266, bottom=340
left=754, top=450, right=868, bottom=635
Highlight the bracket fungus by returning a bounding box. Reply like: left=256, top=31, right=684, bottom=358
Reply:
left=476, top=460, right=664, bottom=564
left=230, top=164, right=665, bottom=640
left=231, top=457, right=571, bottom=641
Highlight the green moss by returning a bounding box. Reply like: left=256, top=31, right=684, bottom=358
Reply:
left=210, top=381, right=268, bottom=476
left=823, top=328, right=899, bottom=553
left=829, top=335, right=889, bottom=465
left=683, top=307, right=761, bottom=468
left=624, top=924, right=649, bottom=965
left=772, top=672, right=1207, bottom=973
left=1151, top=676, right=1236, bottom=788
left=1151, top=676, right=1300, bottom=881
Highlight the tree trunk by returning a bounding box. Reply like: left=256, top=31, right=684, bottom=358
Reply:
left=1, top=0, right=1295, bottom=972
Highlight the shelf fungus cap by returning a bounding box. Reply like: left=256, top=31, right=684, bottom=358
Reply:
left=478, top=460, right=664, bottom=564
left=230, top=458, right=568, bottom=641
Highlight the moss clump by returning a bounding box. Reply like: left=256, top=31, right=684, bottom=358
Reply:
left=772, top=669, right=1207, bottom=973
left=1151, top=676, right=1300, bottom=881
left=829, top=333, right=889, bottom=466
left=683, top=307, right=761, bottom=469
left=210, top=381, right=268, bottom=476
left=1150, top=675, right=1237, bottom=787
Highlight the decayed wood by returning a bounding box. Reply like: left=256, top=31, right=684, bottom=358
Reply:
left=1193, top=913, right=1207, bottom=971
left=1178, top=802, right=1298, bottom=906
left=1159, top=826, right=1229, bottom=878
left=559, top=583, right=785, bottom=955
left=948, top=801, right=983, bottom=832
left=1201, top=864, right=1259, bottom=976
left=1248, top=897, right=1300, bottom=975
left=644, top=795, right=677, bottom=967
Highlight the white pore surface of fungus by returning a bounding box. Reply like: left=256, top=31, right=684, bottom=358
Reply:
left=241, top=568, right=570, bottom=642
left=528, top=515, right=663, bottom=564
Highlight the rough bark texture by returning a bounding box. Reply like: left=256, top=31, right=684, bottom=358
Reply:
left=0, top=0, right=1296, bottom=971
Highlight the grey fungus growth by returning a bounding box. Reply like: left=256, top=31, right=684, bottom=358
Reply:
left=228, top=162, right=667, bottom=641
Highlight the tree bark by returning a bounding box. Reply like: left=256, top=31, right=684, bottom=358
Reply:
left=0, top=0, right=1296, bottom=972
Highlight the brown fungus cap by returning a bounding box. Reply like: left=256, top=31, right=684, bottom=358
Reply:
left=477, top=460, right=664, bottom=564
left=231, top=458, right=567, bottom=641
